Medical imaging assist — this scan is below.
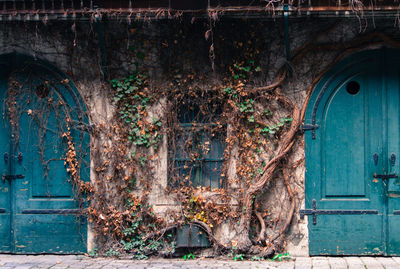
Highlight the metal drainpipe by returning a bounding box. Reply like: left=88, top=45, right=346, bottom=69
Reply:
left=94, top=7, right=108, bottom=80
left=283, top=4, right=291, bottom=76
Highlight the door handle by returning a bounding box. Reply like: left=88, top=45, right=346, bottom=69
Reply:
left=373, top=173, right=398, bottom=180
left=392, top=154, right=396, bottom=167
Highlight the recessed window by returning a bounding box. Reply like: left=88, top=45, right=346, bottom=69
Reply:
left=346, top=81, right=360, bottom=95
left=170, top=100, right=225, bottom=189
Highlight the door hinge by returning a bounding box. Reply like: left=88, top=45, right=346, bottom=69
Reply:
left=300, top=124, right=319, bottom=139
left=300, top=199, right=379, bottom=225
left=373, top=173, right=398, bottom=180
left=21, top=209, right=85, bottom=215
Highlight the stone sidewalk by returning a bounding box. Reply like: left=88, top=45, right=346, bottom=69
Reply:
left=1, top=255, right=400, bottom=269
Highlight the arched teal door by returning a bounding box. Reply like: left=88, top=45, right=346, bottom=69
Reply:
left=0, top=54, right=89, bottom=253
left=305, top=48, right=400, bottom=255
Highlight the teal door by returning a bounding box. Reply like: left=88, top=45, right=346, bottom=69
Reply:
left=0, top=54, right=89, bottom=253
left=305, top=49, right=400, bottom=255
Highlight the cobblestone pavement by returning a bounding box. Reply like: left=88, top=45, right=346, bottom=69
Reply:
left=2, top=255, right=400, bottom=269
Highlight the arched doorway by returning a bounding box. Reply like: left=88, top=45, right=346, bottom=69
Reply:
left=0, top=54, right=90, bottom=253
left=304, top=48, right=400, bottom=255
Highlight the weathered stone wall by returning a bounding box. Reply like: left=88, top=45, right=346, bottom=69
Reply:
left=1, top=16, right=399, bottom=256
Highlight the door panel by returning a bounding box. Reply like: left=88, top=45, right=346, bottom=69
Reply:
left=309, top=215, right=385, bottom=255
left=30, top=113, right=72, bottom=198
left=323, top=75, right=368, bottom=197
left=14, top=215, right=86, bottom=253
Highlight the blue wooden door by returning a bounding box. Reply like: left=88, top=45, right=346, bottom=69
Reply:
left=0, top=54, right=89, bottom=253
left=305, top=49, right=400, bottom=255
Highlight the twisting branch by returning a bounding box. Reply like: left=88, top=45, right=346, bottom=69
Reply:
left=258, top=167, right=296, bottom=257
left=255, top=210, right=266, bottom=243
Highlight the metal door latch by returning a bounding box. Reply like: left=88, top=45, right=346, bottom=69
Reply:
left=2, top=174, right=25, bottom=181
left=373, top=173, right=398, bottom=180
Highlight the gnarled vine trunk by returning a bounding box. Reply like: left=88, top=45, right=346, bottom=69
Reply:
left=236, top=91, right=300, bottom=253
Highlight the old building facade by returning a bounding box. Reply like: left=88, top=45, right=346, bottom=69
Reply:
left=0, top=0, right=399, bottom=257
